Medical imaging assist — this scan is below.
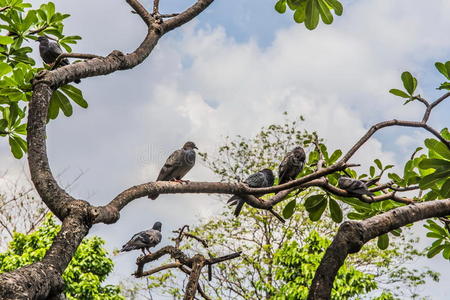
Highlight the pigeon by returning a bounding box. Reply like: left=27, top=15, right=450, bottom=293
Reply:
left=228, top=168, right=275, bottom=217
left=338, top=176, right=374, bottom=197
left=36, top=36, right=80, bottom=83
left=120, top=221, right=162, bottom=255
left=148, top=141, right=198, bottom=200
left=278, top=146, right=306, bottom=185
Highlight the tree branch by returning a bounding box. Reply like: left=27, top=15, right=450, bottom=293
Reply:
left=308, top=198, right=450, bottom=300
left=50, top=53, right=101, bottom=70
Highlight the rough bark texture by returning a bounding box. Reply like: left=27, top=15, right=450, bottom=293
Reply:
left=308, top=199, right=450, bottom=300
left=184, top=254, right=206, bottom=300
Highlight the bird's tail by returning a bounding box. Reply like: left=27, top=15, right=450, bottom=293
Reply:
left=148, top=193, right=159, bottom=200
left=227, top=195, right=244, bottom=217
left=120, top=244, right=134, bottom=252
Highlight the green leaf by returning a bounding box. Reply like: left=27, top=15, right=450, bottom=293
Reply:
left=304, top=194, right=326, bottom=210
left=275, top=0, right=287, bottom=14
left=377, top=234, right=389, bottom=250
left=443, top=245, right=450, bottom=260
left=0, top=62, right=13, bottom=77
left=419, top=169, right=450, bottom=190
left=308, top=197, right=327, bottom=221
left=329, top=198, right=342, bottom=223
left=441, top=128, right=450, bottom=140
left=8, top=135, right=23, bottom=159
left=328, top=149, right=342, bottom=164
left=282, top=199, right=296, bottom=219
left=0, top=36, right=14, bottom=45
left=293, top=1, right=307, bottom=23
left=424, top=138, right=450, bottom=159
left=389, top=88, right=410, bottom=99
left=317, top=0, right=333, bottom=24
left=441, top=179, right=450, bottom=198
left=374, top=159, right=382, bottom=170
left=418, top=158, right=450, bottom=169
left=435, top=62, right=449, bottom=79
left=401, top=71, right=416, bottom=95
left=427, top=244, right=446, bottom=258
left=305, top=0, right=320, bottom=30
left=323, top=0, right=343, bottom=16
left=60, top=85, right=88, bottom=108
left=52, top=90, right=73, bottom=117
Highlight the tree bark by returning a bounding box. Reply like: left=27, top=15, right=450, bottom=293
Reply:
left=308, top=199, right=450, bottom=300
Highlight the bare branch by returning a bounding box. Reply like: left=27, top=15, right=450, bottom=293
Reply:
left=163, top=0, right=214, bottom=33
left=139, top=262, right=182, bottom=277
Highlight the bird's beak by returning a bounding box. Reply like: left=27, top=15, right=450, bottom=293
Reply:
left=194, top=146, right=198, bottom=150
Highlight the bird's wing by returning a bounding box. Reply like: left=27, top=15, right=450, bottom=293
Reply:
left=339, top=178, right=373, bottom=195
left=122, top=231, right=149, bottom=249
left=156, top=149, right=183, bottom=181
left=278, top=152, right=291, bottom=183
left=244, top=172, right=266, bottom=187
left=145, top=229, right=162, bottom=247
left=48, top=41, right=64, bottom=56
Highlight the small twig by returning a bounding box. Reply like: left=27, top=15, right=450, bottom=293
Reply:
left=268, top=208, right=286, bottom=223
left=0, top=6, right=11, bottom=12
left=138, top=262, right=182, bottom=277
left=184, top=233, right=209, bottom=248
left=29, top=25, right=49, bottom=35
left=206, top=251, right=242, bottom=265
left=153, top=0, right=160, bottom=15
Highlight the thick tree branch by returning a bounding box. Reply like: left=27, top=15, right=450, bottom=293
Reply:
left=50, top=53, right=101, bottom=70
left=0, top=203, right=91, bottom=299
left=308, top=198, right=450, bottom=300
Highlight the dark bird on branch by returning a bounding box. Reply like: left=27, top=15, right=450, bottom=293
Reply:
left=120, top=221, right=162, bottom=255
left=148, top=141, right=198, bottom=200
left=278, top=146, right=306, bottom=185
left=36, top=36, right=80, bottom=83
left=338, top=176, right=374, bottom=196
left=228, top=168, right=275, bottom=217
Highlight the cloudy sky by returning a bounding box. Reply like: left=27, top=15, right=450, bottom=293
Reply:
left=1, top=0, right=450, bottom=298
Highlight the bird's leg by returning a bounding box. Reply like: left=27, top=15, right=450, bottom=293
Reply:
left=170, top=178, right=190, bottom=184
left=141, top=248, right=147, bottom=255
left=146, top=248, right=152, bottom=255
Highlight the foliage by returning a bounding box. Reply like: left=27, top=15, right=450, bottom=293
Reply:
left=274, top=0, right=343, bottom=30
left=268, top=231, right=376, bottom=299
left=388, top=64, right=450, bottom=260
left=0, top=214, right=123, bottom=299
left=0, top=0, right=87, bottom=159
left=147, top=117, right=438, bottom=299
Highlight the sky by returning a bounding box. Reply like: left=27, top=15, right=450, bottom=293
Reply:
left=1, top=0, right=450, bottom=298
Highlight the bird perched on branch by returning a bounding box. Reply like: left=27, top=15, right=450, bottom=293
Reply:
left=36, top=36, right=80, bottom=83
left=228, top=168, right=275, bottom=217
left=278, top=146, right=306, bottom=185
left=338, top=176, right=374, bottom=197
left=148, top=141, right=198, bottom=200
left=120, top=221, right=162, bottom=255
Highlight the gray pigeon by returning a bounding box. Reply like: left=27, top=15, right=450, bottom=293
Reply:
left=228, top=168, right=275, bottom=217
left=36, top=36, right=80, bottom=83
left=278, top=146, right=306, bottom=185
left=148, top=141, right=198, bottom=200
left=120, top=221, right=162, bottom=255
left=338, top=176, right=374, bottom=196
